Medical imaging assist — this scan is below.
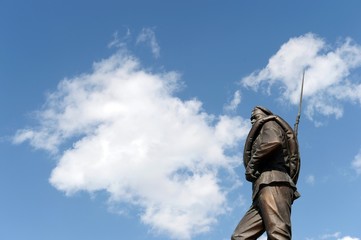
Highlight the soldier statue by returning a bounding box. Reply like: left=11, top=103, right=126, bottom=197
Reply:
left=231, top=106, right=301, bottom=240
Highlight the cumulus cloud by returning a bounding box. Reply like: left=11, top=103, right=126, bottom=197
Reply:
left=242, top=33, right=361, bottom=123
left=351, top=149, right=361, bottom=174
left=137, top=27, right=161, bottom=58
left=13, top=50, right=250, bottom=239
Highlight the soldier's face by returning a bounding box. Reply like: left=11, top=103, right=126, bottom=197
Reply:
left=250, top=111, right=264, bottom=124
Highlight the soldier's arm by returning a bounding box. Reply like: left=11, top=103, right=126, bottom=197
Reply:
left=245, top=122, right=283, bottom=181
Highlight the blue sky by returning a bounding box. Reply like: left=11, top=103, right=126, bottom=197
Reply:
left=1, top=1, right=361, bottom=240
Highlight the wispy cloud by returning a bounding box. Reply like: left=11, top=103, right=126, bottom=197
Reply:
left=108, top=29, right=131, bottom=49
left=321, top=232, right=342, bottom=239
left=241, top=33, right=361, bottom=124
left=351, top=149, right=361, bottom=174
left=306, top=174, right=315, bottom=185
left=137, top=27, right=161, bottom=58
left=13, top=50, right=249, bottom=240
left=224, top=90, right=241, bottom=112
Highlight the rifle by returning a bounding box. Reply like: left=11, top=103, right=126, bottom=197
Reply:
left=294, top=70, right=305, bottom=137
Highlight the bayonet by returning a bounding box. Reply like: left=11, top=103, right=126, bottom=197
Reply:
left=294, top=70, right=305, bottom=137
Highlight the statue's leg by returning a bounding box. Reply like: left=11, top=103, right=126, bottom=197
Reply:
left=231, top=204, right=265, bottom=240
left=257, top=185, right=293, bottom=240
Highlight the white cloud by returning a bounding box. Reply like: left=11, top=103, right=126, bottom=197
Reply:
left=338, top=237, right=360, bottom=240
left=137, top=27, right=161, bottom=58
left=242, top=33, right=361, bottom=122
left=352, top=149, right=361, bottom=174
left=258, top=234, right=267, bottom=240
left=14, top=50, right=250, bottom=240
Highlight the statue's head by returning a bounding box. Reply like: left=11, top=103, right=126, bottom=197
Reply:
left=251, top=106, right=273, bottom=124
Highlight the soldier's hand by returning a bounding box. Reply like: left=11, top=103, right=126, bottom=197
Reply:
left=245, top=167, right=260, bottom=182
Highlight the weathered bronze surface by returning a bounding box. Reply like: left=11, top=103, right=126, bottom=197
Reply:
left=231, top=106, right=300, bottom=240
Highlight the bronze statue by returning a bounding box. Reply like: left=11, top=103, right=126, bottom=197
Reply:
left=231, top=106, right=301, bottom=240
